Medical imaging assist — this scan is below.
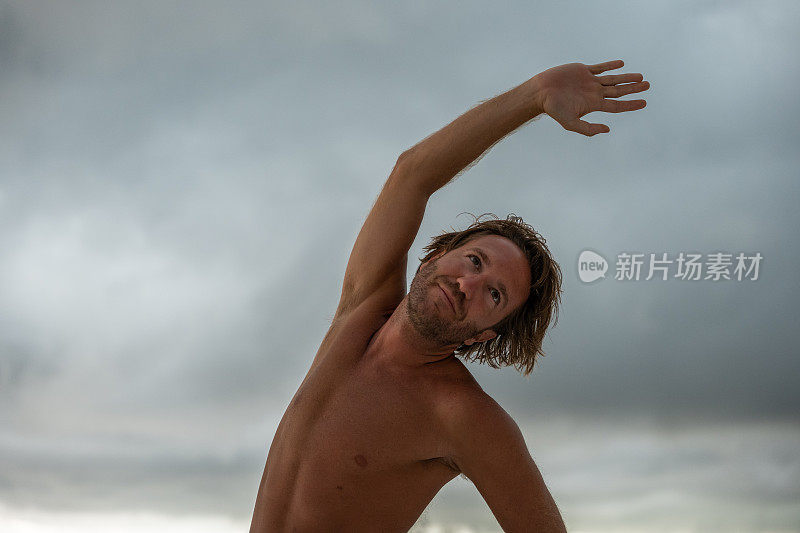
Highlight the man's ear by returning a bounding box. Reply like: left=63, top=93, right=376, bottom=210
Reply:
left=463, top=329, right=497, bottom=346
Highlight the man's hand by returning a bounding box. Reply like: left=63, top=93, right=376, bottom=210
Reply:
left=530, top=59, right=650, bottom=136
left=331, top=59, right=648, bottom=331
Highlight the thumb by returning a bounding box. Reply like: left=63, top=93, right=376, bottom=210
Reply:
left=563, top=119, right=610, bottom=136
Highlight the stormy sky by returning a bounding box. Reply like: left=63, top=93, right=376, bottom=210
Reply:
left=1, top=1, right=798, bottom=531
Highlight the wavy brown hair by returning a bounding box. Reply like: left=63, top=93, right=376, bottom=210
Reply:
left=418, top=213, right=563, bottom=376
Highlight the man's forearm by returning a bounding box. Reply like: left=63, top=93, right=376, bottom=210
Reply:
left=400, top=77, right=543, bottom=196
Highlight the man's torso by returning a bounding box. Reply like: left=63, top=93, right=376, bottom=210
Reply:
left=249, top=304, right=481, bottom=532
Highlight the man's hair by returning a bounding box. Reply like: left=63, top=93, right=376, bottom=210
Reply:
left=418, top=213, right=563, bottom=376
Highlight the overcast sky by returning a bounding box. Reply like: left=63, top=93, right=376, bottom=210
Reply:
left=1, top=1, right=799, bottom=532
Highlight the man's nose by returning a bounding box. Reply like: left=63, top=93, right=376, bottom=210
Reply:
left=457, top=274, right=482, bottom=300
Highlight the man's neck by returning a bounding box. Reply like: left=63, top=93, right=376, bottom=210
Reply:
left=365, top=296, right=459, bottom=368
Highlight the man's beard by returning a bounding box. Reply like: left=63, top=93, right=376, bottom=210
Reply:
left=406, top=258, right=483, bottom=347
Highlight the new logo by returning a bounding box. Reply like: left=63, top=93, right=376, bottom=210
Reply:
left=578, top=250, right=608, bottom=283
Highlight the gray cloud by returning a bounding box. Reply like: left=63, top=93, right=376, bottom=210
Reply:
left=1, top=0, right=799, bottom=530
left=413, top=418, right=800, bottom=532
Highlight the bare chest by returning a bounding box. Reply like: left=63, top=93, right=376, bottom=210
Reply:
left=288, top=354, right=449, bottom=473
left=253, top=310, right=465, bottom=531
left=264, top=355, right=459, bottom=531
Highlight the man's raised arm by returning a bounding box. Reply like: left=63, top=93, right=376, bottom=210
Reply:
left=334, top=60, right=648, bottom=317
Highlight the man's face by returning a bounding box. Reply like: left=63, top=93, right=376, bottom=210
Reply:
left=406, top=234, right=532, bottom=347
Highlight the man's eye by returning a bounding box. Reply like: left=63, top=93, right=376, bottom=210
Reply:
left=490, top=288, right=500, bottom=304
left=469, top=255, right=481, bottom=269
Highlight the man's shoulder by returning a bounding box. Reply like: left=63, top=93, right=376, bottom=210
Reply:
left=432, top=369, right=514, bottom=444
left=433, top=378, right=527, bottom=478
left=308, top=299, right=398, bottom=373
left=322, top=299, right=397, bottom=348
left=328, top=295, right=398, bottom=337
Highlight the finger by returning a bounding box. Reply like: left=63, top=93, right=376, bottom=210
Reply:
left=597, top=73, right=643, bottom=86
left=587, top=60, right=624, bottom=74
left=603, top=81, right=650, bottom=98
left=563, top=118, right=610, bottom=136
left=599, top=99, right=647, bottom=113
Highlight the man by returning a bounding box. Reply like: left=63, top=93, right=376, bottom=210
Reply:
left=250, top=60, right=650, bottom=532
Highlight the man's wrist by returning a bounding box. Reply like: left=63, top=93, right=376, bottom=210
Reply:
left=517, top=73, right=546, bottom=119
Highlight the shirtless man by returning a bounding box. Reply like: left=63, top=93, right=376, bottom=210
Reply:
left=249, top=60, right=650, bottom=532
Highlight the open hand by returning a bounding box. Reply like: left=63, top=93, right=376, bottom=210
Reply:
left=531, top=60, right=649, bottom=136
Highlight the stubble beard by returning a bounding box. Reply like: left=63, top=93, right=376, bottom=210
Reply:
left=406, top=258, right=482, bottom=347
